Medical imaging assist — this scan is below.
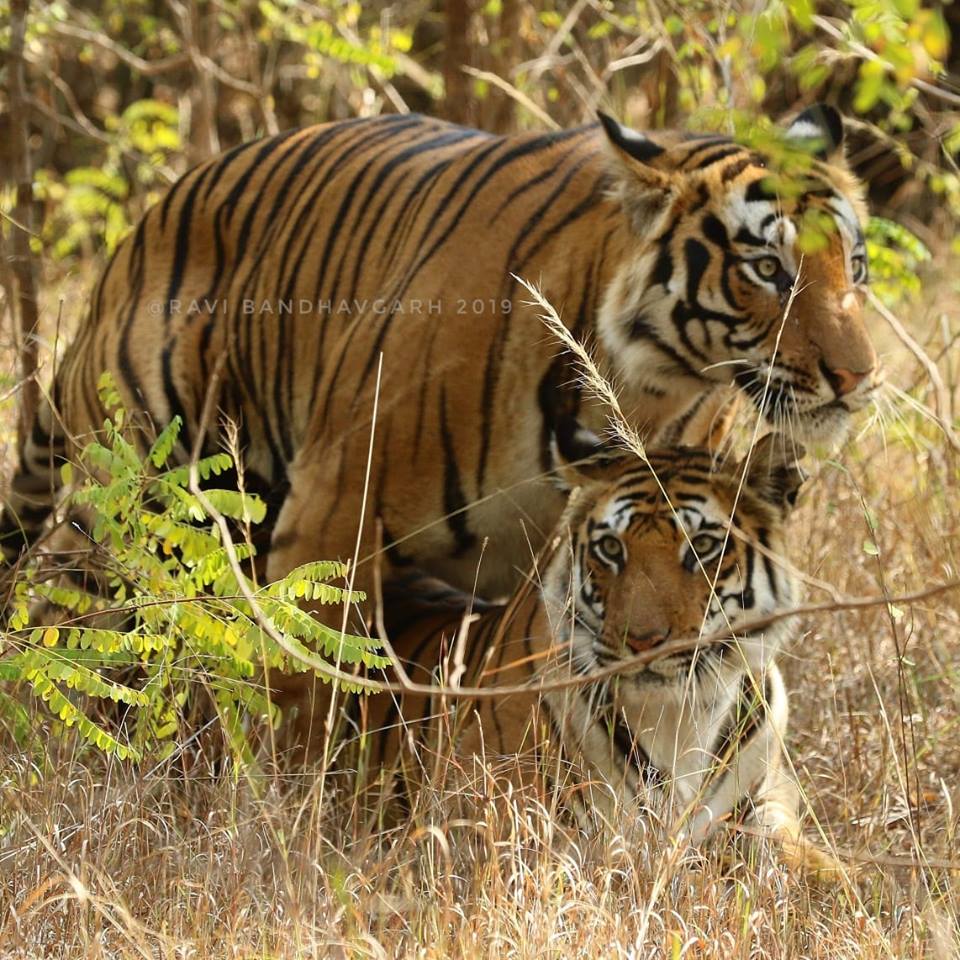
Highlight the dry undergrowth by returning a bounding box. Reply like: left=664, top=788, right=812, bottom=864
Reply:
left=0, top=267, right=959, bottom=958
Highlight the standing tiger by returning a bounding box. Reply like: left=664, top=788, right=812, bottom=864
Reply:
left=360, top=430, right=837, bottom=875
left=2, top=104, right=877, bottom=609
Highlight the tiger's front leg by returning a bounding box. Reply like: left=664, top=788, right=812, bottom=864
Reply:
left=746, top=759, right=849, bottom=882
left=262, top=447, right=393, bottom=764
left=691, top=664, right=848, bottom=883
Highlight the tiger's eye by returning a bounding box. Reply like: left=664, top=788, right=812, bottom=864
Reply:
left=690, top=533, right=720, bottom=555
left=851, top=254, right=868, bottom=284
left=594, top=534, right=624, bottom=565
left=755, top=257, right=780, bottom=280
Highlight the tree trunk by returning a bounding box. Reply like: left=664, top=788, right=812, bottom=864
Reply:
left=489, top=0, right=521, bottom=132
left=443, top=0, right=473, bottom=125
left=7, top=0, right=41, bottom=450
left=187, top=0, right=220, bottom=159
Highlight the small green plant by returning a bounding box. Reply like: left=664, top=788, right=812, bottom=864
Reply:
left=0, top=375, right=387, bottom=763
left=866, top=215, right=931, bottom=306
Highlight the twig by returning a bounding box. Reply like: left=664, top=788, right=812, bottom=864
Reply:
left=394, top=51, right=441, bottom=96
left=542, top=0, right=590, bottom=63
left=23, top=90, right=178, bottom=184
left=603, top=43, right=666, bottom=78
left=372, top=520, right=415, bottom=690
left=319, top=352, right=384, bottom=771
left=49, top=21, right=190, bottom=76
left=813, top=15, right=960, bottom=109
left=460, top=66, right=560, bottom=130
left=336, top=20, right=410, bottom=115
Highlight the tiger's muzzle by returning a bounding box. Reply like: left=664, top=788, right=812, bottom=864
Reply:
left=623, top=628, right=672, bottom=655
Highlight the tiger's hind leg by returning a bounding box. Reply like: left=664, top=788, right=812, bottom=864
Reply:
left=0, top=387, right=137, bottom=628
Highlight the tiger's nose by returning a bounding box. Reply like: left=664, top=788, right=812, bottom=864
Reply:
left=819, top=361, right=871, bottom=398
left=625, top=628, right=671, bottom=654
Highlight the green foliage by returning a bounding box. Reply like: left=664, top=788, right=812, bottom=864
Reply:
left=258, top=0, right=403, bottom=75
left=34, top=99, right=181, bottom=260
left=866, top=216, right=931, bottom=305
left=664, top=0, right=956, bottom=229
left=662, top=0, right=948, bottom=119
left=35, top=167, right=129, bottom=261
left=1, top=375, right=386, bottom=763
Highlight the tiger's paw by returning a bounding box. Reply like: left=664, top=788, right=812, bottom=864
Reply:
left=778, top=834, right=853, bottom=885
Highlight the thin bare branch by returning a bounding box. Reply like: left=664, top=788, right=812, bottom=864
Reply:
left=869, top=289, right=960, bottom=453
left=813, top=14, right=960, bottom=108
left=461, top=66, right=560, bottom=130
left=49, top=21, right=190, bottom=76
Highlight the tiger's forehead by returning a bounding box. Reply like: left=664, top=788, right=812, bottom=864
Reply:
left=596, top=490, right=733, bottom=536
left=654, top=132, right=866, bottom=255
left=717, top=171, right=864, bottom=261
left=585, top=462, right=739, bottom=535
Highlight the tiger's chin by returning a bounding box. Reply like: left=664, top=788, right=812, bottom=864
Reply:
left=770, top=401, right=854, bottom=450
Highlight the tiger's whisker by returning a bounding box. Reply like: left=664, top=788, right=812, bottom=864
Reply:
left=700, top=359, right=755, bottom=373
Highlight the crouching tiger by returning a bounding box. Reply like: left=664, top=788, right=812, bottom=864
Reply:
left=357, top=428, right=840, bottom=876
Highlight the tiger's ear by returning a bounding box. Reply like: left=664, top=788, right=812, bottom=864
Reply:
left=740, top=434, right=807, bottom=514
left=597, top=112, right=677, bottom=234
left=785, top=103, right=844, bottom=163
left=551, top=414, right=628, bottom=491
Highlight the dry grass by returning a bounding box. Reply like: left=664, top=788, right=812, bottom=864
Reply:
left=1, top=267, right=959, bottom=958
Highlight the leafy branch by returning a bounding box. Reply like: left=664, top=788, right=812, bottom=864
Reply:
left=1, top=373, right=385, bottom=762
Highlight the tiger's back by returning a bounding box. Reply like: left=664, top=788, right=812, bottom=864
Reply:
left=9, top=113, right=626, bottom=585
left=61, top=114, right=610, bottom=483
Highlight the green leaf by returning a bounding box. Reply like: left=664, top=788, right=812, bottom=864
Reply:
left=149, top=416, right=182, bottom=468
left=200, top=489, right=268, bottom=525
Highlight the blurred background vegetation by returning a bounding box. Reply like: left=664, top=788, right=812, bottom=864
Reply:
left=2, top=0, right=959, bottom=266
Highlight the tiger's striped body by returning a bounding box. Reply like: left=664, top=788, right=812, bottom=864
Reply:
left=361, top=436, right=829, bottom=866
left=3, top=107, right=877, bottom=611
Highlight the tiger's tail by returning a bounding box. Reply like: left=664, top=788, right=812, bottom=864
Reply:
left=0, top=392, right=69, bottom=565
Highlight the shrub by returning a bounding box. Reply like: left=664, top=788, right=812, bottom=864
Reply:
left=0, top=375, right=387, bottom=764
